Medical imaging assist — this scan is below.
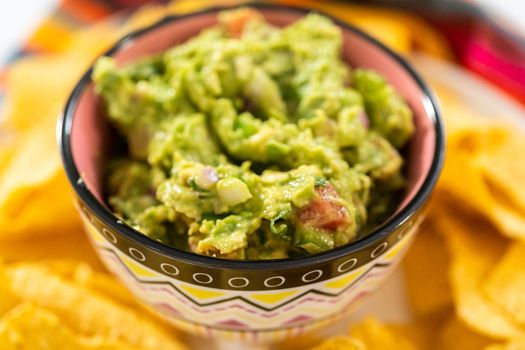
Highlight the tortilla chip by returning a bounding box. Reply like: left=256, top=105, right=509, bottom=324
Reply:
left=167, top=0, right=233, bottom=15
left=122, top=4, right=172, bottom=32
left=403, top=219, right=452, bottom=316
left=0, top=266, right=18, bottom=318
left=390, top=308, right=451, bottom=350
left=5, top=264, right=187, bottom=350
left=431, top=77, right=525, bottom=241
left=4, top=56, right=84, bottom=130
left=484, top=243, right=525, bottom=327
left=349, top=318, right=417, bottom=350
left=65, top=21, right=120, bottom=62
left=485, top=339, right=525, bottom=350
left=308, top=336, right=365, bottom=350
left=72, top=263, right=137, bottom=307
left=0, top=303, right=141, bottom=350
left=478, top=129, right=525, bottom=213
left=436, top=207, right=523, bottom=338
left=438, top=316, right=493, bottom=350
left=436, top=131, right=525, bottom=242
left=0, top=117, right=83, bottom=240
left=0, top=232, right=102, bottom=270
left=6, top=260, right=132, bottom=304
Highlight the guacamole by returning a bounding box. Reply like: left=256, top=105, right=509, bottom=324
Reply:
left=93, top=9, right=415, bottom=259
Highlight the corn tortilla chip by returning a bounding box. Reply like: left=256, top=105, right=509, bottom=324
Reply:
left=72, top=263, right=138, bottom=307
left=438, top=316, right=493, bottom=350
left=0, top=232, right=102, bottom=270
left=0, top=266, right=18, bottom=318
left=0, top=303, right=141, bottom=350
left=478, top=129, right=525, bottom=213
left=403, top=219, right=452, bottom=316
left=349, top=318, right=417, bottom=350
left=0, top=117, right=82, bottom=240
left=429, top=78, right=525, bottom=240
left=436, top=208, right=523, bottom=338
left=121, top=4, right=172, bottom=32
left=5, top=264, right=187, bottom=350
left=3, top=56, right=84, bottom=130
left=485, top=339, right=525, bottom=350
left=390, top=308, right=451, bottom=350
left=5, top=260, right=135, bottom=306
left=308, top=336, right=365, bottom=350
left=436, top=134, right=525, bottom=242
left=484, top=243, right=525, bottom=327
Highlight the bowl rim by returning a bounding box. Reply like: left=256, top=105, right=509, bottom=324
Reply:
left=59, top=3, right=445, bottom=271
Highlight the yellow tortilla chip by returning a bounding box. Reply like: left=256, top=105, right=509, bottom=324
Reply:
left=431, top=77, right=525, bottom=241
left=0, top=303, right=141, bottom=350
left=4, top=55, right=85, bottom=130
left=438, top=316, right=493, bottom=350
left=436, top=126, right=525, bottom=242
left=0, top=22, right=122, bottom=242
left=478, top=130, right=525, bottom=213
left=168, top=0, right=238, bottom=15
left=3, top=260, right=135, bottom=306
left=390, top=308, right=451, bottom=350
left=427, top=71, right=511, bottom=151
left=484, top=243, right=525, bottom=327
left=403, top=219, right=452, bottom=316
left=0, top=117, right=82, bottom=240
left=349, top=318, right=417, bottom=350
left=5, top=264, right=187, bottom=350
left=0, top=266, right=18, bottom=318
left=485, top=339, right=525, bottom=350
left=0, top=232, right=102, bottom=270
left=65, top=21, right=120, bottom=62
left=436, top=207, right=523, bottom=338
left=122, top=4, right=172, bottom=32
left=72, top=263, right=137, bottom=307
left=438, top=151, right=525, bottom=241
left=308, top=336, right=365, bottom=350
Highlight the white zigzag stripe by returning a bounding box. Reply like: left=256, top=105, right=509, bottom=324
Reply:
left=99, top=248, right=392, bottom=329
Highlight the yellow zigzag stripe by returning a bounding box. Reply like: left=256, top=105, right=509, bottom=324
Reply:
left=249, top=290, right=299, bottom=304
left=82, top=217, right=105, bottom=244
left=119, top=253, right=158, bottom=278
left=384, top=234, right=412, bottom=260
left=323, top=268, right=362, bottom=289
left=179, top=284, right=226, bottom=300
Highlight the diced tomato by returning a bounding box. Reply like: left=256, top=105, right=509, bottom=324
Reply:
left=223, top=9, right=262, bottom=38
left=296, top=184, right=349, bottom=231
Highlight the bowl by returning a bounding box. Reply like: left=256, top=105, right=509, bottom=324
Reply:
left=58, top=4, right=444, bottom=343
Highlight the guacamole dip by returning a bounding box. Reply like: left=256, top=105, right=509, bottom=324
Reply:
left=93, top=9, right=415, bottom=259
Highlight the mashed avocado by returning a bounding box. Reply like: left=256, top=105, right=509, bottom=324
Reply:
left=93, top=9, right=414, bottom=259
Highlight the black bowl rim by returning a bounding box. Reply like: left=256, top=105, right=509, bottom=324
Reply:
left=59, top=3, right=445, bottom=271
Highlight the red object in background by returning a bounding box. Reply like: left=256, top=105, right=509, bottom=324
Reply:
left=352, top=0, right=525, bottom=105
left=428, top=14, right=525, bottom=105
left=464, top=25, right=525, bottom=104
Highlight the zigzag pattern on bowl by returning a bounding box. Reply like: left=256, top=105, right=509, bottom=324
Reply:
left=82, top=218, right=413, bottom=335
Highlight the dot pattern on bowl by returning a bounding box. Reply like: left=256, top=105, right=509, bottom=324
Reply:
left=78, top=198, right=422, bottom=291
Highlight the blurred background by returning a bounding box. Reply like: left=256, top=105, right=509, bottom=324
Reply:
left=1, top=0, right=524, bottom=104
left=0, top=0, right=525, bottom=102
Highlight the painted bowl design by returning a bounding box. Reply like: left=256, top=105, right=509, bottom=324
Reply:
left=59, top=4, right=444, bottom=343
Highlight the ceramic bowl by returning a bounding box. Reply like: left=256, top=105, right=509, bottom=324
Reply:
left=59, top=4, right=444, bottom=343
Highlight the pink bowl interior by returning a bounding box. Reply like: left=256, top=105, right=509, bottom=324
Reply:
left=71, top=8, right=436, bottom=220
